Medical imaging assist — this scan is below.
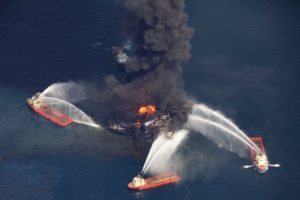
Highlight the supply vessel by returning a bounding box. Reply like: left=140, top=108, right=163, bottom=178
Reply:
left=128, top=173, right=181, bottom=190
left=112, top=47, right=129, bottom=64
left=249, top=137, right=269, bottom=173
left=27, top=93, right=73, bottom=126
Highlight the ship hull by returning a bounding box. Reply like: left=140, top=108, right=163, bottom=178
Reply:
left=249, top=137, right=267, bottom=173
left=27, top=100, right=73, bottom=126
left=128, top=173, right=181, bottom=190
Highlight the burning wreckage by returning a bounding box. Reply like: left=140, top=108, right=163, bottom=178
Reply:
left=108, top=47, right=184, bottom=140
left=107, top=105, right=174, bottom=140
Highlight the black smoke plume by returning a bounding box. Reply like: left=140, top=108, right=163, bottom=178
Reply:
left=98, top=0, right=194, bottom=130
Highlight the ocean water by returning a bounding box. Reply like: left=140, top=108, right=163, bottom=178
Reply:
left=0, top=0, right=299, bottom=200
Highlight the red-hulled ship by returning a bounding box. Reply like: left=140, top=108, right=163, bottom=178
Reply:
left=27, top=93, right=73, bottom=126
left=249, top=137, right=269, bottom=174
left=128, top=173, right=181, bottom=190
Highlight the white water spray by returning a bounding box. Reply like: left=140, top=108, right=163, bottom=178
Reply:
left=41, top=97, right=100, bottom=128
left=192, top=104, right=261, bottom=153
left=269, top=164, right=280, bottom=167
left=243, top=164, right=280, bottom=170
left=186, top=116, right=259, bottom=154
left=40, top=82, right=88, bottom=103
left=243, top=165, right=254, bottom=169
left=185, top=104, right=261, bottom=158
left=39, top=82, right=100, bottom=128
left=142, top=133, right=170, bottom=172
left=142, top=130, right=188, bottom=175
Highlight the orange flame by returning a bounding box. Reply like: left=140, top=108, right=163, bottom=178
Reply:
left=135, top=120, right=142, bottom=128
left=138, top=105, right=156, bottom=116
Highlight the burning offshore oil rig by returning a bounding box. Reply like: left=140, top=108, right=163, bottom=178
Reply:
left=96, top=0, right=194, bottom=141
left=107, top=104, right=174, bottom=140
left=109, top=47, right=175, bottom=139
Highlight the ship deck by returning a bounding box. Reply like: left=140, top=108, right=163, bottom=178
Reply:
left=29, top=103, right=73, bottom=126
left=249, top=137, right=266, bottom=160
left=128, top=173, right=180, bottom=190
left=145, top=173, right=179, bottom=184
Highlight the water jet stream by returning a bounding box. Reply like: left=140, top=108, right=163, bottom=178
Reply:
left=142, top=134, right=169, bottom=173
left=186, top=115, right=260, bottom=154
left=192, top=104, right=261, bottom=152
left=41, top=96, right=100, bottom=128
left=243, top=165, right=254, bottom=169
left=142, top=130, right=188, bottom=175
left=40, top=82, right=88, bottom=103
left=39, top=82, right=100, bottom=128
left=269, top=164, right=280, bottom=167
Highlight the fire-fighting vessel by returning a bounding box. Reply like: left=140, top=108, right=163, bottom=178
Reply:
left=112, top=47, right=129, bottom=64
left=249, top=137, right=269, bottom=173
left=243, top=136, right=280, bottom=173
left=27, top=93, right=73, bottom=126
left=128, top=173, right=181, bottom=190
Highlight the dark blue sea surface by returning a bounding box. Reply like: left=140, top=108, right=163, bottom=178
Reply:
left=0, top=0, right=299, bottom=199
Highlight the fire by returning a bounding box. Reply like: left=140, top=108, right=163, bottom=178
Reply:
left=135, top=120, right=142, bottom=128
left=138, top=105, right=156, bottom=116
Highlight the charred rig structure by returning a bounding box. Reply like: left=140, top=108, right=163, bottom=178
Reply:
left=107, top=105, right=173, bottom=140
